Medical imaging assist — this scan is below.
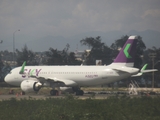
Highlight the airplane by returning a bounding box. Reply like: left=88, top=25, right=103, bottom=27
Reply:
left=4, top=36, right=157, bottom=96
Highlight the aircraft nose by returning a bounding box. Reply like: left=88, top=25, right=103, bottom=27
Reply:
left=4, top=74, right=11, bottom=84
left=4, top=75, right=8, bottom=82
left=4, top=73, right=19, bottom=86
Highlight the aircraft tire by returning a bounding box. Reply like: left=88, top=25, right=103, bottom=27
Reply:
left=75, top=90, right=84, bottom=96
left=50, top=90, right=58, bottom=96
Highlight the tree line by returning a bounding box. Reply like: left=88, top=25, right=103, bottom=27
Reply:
left=0, top=35, right=160, bottom=87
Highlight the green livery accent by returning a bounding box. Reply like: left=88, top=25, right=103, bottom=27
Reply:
left=30, top=69, right=35, bottom=76
left=141, top=64, right=148, bottom=71
left=19, top=61, right=26, bottom=74
left=123, top=44, right=132, bottom=58
left=139, top=64, right=148, bottom=75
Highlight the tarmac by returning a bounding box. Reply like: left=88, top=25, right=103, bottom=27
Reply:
left=0, top=93, right=109, bottom=101
left=0, top=88, right=160, bottom=101
left=0, top=91, right=158, bottom=101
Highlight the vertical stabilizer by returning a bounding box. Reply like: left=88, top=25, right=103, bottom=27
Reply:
left=112, top=36, right=137, bottom=67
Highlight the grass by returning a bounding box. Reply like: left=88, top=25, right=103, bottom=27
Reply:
left=0, top=95, right=160, bottom=120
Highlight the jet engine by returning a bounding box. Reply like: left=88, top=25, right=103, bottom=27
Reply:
left=20, top=80, right=42, bottom=93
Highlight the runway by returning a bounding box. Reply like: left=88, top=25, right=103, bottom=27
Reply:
left=0, top=92, right=154, bottom=101
left=0, top=93, right=110, bottom=101
left=0, top=89, right=159, bottom=100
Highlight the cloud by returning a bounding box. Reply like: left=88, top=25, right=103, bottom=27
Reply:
left=0, top=0, right=160, bottom=51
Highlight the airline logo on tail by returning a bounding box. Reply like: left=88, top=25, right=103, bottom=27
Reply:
left=112, top=36, right=137, bottom=67
left=124, top=43, right=132, bottom=58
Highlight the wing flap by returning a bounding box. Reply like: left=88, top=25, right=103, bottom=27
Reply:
left=30, top=75, right=77, bottom=86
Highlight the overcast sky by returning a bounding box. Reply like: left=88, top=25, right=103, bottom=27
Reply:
left=0, top=0, right=160, bottom=51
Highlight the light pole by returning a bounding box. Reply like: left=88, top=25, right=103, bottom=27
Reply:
left=0, top=40, right=3, bottom=61
left=149, top=53, right=156, bottom=89
left=13, top=29, right=20, bottom=64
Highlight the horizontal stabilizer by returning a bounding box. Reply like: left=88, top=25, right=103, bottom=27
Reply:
left=140, top=64, right=158, bottom=73
left=141, top=69, right=158, bottom=73
left=132, top=69, right=158, bottom=77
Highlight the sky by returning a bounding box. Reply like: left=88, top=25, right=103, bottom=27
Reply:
left=0, top=0, right=160, bottom=52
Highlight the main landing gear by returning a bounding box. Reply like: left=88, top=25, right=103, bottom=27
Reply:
left=75, top=90, right=84, bottom=96
left=73, top=87, right=84, bottom=96
left=50, top=90, right=59, bottom=96
left=49, top=87, right=84, bottom=96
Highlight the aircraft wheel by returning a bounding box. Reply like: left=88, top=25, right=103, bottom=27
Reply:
left=76, top=90, right=84, bottom=96
left=50, top=90, right=58, bottom=96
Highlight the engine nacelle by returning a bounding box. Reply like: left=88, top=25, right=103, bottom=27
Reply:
left=20, top=80, right=42, bottom=93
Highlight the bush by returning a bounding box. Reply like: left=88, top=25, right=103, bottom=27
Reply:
left=0, top=96, right=160, bottom=120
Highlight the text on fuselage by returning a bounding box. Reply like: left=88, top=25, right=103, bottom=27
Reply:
left=22, top=69, right=42, bottom=78
left=85, top=74, right=98, bottom=78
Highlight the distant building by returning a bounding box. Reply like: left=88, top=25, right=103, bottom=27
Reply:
left=96, top=60, right=102, bottom=65
left=74, top=50, right=91, bottom=64
left=74, top=51, right=84, bottom=61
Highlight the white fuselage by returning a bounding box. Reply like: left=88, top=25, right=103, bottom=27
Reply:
left=5, top=65, right=139, bottom=87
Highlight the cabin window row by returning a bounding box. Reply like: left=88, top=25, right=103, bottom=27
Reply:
left=39, top=72, right=98, bottom=74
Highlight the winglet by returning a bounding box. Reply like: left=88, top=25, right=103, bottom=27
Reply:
left=19, top=61, right=26, bottom=74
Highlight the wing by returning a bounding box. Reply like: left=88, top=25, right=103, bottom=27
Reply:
left=30, top=75, right=77, bottom=87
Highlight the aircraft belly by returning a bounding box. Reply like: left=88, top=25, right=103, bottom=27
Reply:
left=76, top=78, right=102, bottom=86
